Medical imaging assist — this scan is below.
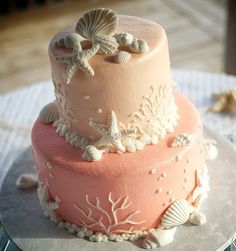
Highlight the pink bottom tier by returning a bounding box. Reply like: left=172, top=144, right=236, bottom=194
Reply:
left=32, top=92, right=205, bottom=234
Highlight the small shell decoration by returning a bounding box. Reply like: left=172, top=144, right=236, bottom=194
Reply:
left=130, top=38, right=149, bottom=53
left=114, top=32, right=134, bottom=47
left=39, top=101, right=59, bottom=124
left=55, top=33, right=84, bottom=48
left=114, top=51, right=131, bottom=63
left=143, top=227, right=177, bottom=249
left=92, top=34, right=119, bottom=55
left=161, top=199, right=190, bottom=229
left=75, top=8, right=119, bottom=40
left=189, top=211, right=206, bottom=226
left=82, top=145, right=103, bottom=161
left=171, top=133, right=195, bottom=147
left=16, top=174, right=38, bottom=189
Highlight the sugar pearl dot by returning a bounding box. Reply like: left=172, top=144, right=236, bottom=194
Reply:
left=97, top=108, right=102, bottom=114
left=166, top=190, right=171, bottom=195
left=84, top=95, right=90, bottom=100
left=156, top=188, right=162, bottom=193
left=169, top=198, right=175, bottom=203
left=161, top=172, right=167, bottom=178
left=150, top=168, right=156, bottom=174
left=184, top=176, right=189, bottom=182
left=46, top=162, right=53, bottom=169
left=162, top=202, right=168, bottom=207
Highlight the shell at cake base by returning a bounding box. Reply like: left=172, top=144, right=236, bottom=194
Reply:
left=32, top=92, right=206, bottom=236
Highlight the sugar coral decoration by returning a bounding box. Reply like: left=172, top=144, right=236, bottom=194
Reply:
left=54, top=39, right=100, bottom=84
left=89, top=111, right=135, bottom=153
left=37, top=181, right=60, bottom=223
left=75, top=8, right=119, bottom=40
left=210, top=87, right=236, bottom=113
left=39, top=101, right=59, bottom=124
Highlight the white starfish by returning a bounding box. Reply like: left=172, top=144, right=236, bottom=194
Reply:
left=54, top=41, right=100, bottom=84
left=89, top=111, right=135, bottom=152
left=37, top=181, right=60, bottom=223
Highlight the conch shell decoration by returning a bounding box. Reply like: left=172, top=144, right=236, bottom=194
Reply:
left=54, top=8, right=150, bottom=84
left=210, top=87, right=236, bottom=114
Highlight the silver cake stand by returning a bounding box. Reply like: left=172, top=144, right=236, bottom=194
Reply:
left=0, top=128, right=236, bottom=251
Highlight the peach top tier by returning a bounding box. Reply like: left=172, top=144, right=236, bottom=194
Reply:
left=49, top=15, right=178, bottom=142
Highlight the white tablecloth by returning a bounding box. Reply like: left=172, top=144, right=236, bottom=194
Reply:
left=0, top=70, right=236, bottom=185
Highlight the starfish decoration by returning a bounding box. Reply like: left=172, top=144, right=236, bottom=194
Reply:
left=37, top=181, right=60, bottom=223
left=54, top=41, right=100, bottom=84
left=89, top=111, right=135, bottom=152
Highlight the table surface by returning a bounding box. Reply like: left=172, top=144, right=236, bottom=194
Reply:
left=0, top=69, right=236, bottom=250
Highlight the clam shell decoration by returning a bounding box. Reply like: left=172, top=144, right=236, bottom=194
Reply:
left=130, top=38, right=149, bottom=53
left=75, top=8, right=119, bottom=40
left=114, top=51, right=131, bottom=63
left=93, top=34, right=119, bottom=55
left=39, top=101, right=59, bottom=124
left=82, top=145, right=103, bottom=161
left=55, top=33, right=84, bottom=49
left=16, top=174, right=38, bottom=189
left=114, top=32, right=134, bottom=47
left=161, top=199, right=190, bottom=229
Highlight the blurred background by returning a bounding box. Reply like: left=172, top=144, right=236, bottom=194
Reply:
left=0, top=0, right=235, bottom=94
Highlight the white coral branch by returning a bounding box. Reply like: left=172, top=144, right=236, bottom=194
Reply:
left=74, top=193, right=145, bottom=234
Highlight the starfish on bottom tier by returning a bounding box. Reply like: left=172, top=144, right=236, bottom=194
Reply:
left=89, top=111, right=135, bottom=152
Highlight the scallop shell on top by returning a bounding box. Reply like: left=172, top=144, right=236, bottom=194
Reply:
left=39, top=101, right=59, bottom=124
left=75, top=8, right=119, bottom=40
left=92, top=34, right=119, bottom=55
left=161, top=199, right=190, bottom=229
left=114, top=51, right=131, bottom=63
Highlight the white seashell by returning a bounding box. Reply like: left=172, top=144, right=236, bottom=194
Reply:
left=82, top=145, right=103, bottom=161
left=92, top=34, right=119, bottom=55
left=55, top=33, right=84, bottom=48
left=114, top=51, right=131, bottom=63
left=189, top=211, right=206, bottom=225
left=204, top=143, right=218, bottom=160
left=114, top=32, right=134, bottom=46
left=39, top=101, right=59, bottom=124
left=75, top=8, right=118, bottom=40
left=143, top=227, right=177, bottom=248
left=130, top=38, right=149, bottom=53
left=16, top=174, right=38, bottom=189
left=161, top=199, right=190, bottom=228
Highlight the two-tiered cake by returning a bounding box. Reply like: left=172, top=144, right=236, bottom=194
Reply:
left=31, top=8, right=217, bottom=248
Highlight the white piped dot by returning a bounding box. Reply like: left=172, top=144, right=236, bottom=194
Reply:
left=97, top=108, right=102, bottom=114
left=150, top=168, right=156, bottom=174
left=84, top=95, right=90, bottom=100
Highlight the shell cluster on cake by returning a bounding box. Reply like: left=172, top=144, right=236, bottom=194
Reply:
left=28, top=8, right=218, bottom=248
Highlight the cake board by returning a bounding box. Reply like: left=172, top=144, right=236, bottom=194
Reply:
left=0, top=128, right=236, bottom=251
